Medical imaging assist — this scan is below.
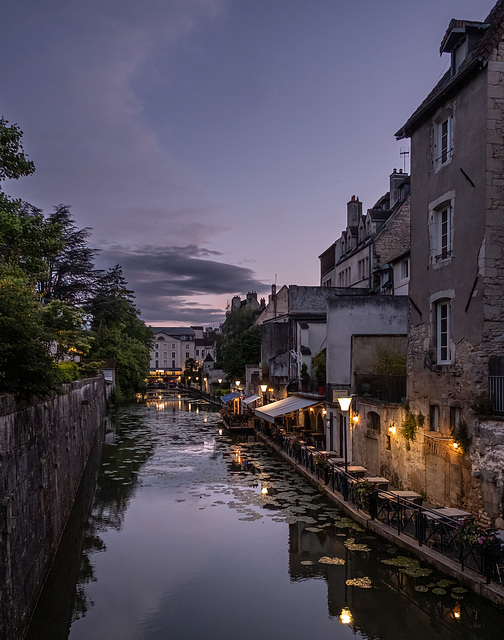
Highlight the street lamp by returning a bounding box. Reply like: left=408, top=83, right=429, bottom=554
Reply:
left=337, top=396, right=352, bottom=473
left=260, top=384, right=267, bottom=405
left=235, top=380, right=241, bottom=390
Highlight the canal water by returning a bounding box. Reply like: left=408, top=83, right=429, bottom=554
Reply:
left=26, top=393, right=503, bottom=640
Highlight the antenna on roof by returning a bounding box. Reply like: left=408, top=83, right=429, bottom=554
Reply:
left=400, top=147, right=410, bottom=173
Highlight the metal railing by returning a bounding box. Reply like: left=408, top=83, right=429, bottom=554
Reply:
left=255, top=421, right=504, bottom=586
left=354, top=374, right=406, bottom=403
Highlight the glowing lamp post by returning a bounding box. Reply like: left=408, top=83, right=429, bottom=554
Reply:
left=260, top=384, right=267, bottom=405
left=337, top=396, right=352, bottom=472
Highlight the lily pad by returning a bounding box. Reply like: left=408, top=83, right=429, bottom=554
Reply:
left=344, top=538, right=371, bottom=552
left=301, top=560, right=314, bottom=565
left=318, top=556, right=345, bottom=565
left=451, top=587, right=468, bottom=594
left=432, top=588, right=446, bottom=595
left=346, top=577, right=372, bottom=588
left=437, top=579, right=455, bottom=588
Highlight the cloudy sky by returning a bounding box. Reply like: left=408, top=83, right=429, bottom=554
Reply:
left=1, top=0, right=494, bottom=326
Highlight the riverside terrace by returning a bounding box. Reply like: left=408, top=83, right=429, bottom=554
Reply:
left=254, top=420, right=504, bottom=605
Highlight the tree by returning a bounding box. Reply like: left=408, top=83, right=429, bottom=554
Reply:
left=0, top=117, right=35, bottom=183
left=37, top=205, right=98, bottom=304
left=219, top=325, right=261, bottom=381
left=41, top=300, right=92, bottom=362
left=86, top=266, right=152, bottom=399
left=0, top=265, right=60, bottom=397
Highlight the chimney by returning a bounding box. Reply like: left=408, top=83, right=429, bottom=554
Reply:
left=347, top=195, right=362, bottom=228
left=389, top=168, right=407, bottom=208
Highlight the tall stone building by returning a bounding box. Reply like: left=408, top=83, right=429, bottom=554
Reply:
left=395, top=0, right=504, bottom=525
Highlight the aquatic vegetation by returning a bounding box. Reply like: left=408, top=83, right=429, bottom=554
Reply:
left=437, top=579, right=455, bottom=588
left=318, top=556, right=345, bottom=565
left=344, top=538, right=371, bottom=552
left=346, top=577, right=372, bottom=588
left=381, top=556, right=433, bottom=577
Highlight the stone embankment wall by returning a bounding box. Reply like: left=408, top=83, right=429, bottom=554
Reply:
left=0, top=377, right=108, bottom=640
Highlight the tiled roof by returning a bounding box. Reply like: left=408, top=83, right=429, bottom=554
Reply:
left=396, top=0, right=504, bottom=138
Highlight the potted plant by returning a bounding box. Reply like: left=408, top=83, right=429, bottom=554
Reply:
left=312, top=349, right=326, bottom=395
left=353, top=479, right=376, bottom=509
left=457, top=521, right=499, bottom=551
left=300, top=363, right=310, bottom=392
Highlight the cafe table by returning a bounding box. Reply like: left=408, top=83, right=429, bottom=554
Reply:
left=346, top=465, right=367, bottom=478
left=429, top=507, right=472, bottom=522
left=364, top=476, right=390, bottom=490
left=381, top=490, right=423, bottom=505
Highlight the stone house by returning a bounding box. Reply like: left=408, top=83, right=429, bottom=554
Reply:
left=257, top=285, right=337, bottom=397
left=395, top=0, right=504, bottom=525
left=319, top=169, right=410, bottom=294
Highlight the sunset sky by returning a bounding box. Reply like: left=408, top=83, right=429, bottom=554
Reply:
left=1, top=0, right=495, bottom=326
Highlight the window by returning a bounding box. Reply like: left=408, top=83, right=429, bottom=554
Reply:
left=434, top=115, right=453, bottom=169
left=196, top=350, right=199, bottom=356
left=429, top=196, right=454, bottom=264
left=171, top=352, right=176, bottom=358
left=338, top=267, right=352, bottom=287
left=450, top=407, right=461, bottom=433
left=430, top=405, right=440, bottom=431
left=358, top=257, right=369, bottom=281
left=436, top=300, right=451, bottom=364
left=400, top=259, right=409, bottom=280
left=172, top=360, right=175, bottom=368
left=438, top=205, right=452, bottom=259
left=171, top=343, right=176, bottom=348
left=186, top=344, right=190, bottom=350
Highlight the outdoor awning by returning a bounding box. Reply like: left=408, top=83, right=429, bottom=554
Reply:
left=221, top=392, right=241, bottom=403
left=254, top=396, right=318, bottom=424
left=242, top=394, right=261, bottom=406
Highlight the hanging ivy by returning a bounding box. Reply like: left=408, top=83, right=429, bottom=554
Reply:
left=400, top=408, right=424, bottom=450
left=452, top=420, right=471, bottom=453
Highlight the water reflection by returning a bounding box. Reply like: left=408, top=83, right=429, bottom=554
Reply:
left=26, top=396, right=503, bottom=640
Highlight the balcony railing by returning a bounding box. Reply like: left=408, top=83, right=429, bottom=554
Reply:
left=287, top=379, right=326, bottom=396
left=354, top=374, right=406, bottom=404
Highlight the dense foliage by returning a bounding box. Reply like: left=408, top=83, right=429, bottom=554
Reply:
left=216, top=305, right=261, bottom=381
left=0, top=116, right=151, bottom=400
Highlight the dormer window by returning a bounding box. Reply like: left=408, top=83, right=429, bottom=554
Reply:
left=440, top=19, right=489, bottom=76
